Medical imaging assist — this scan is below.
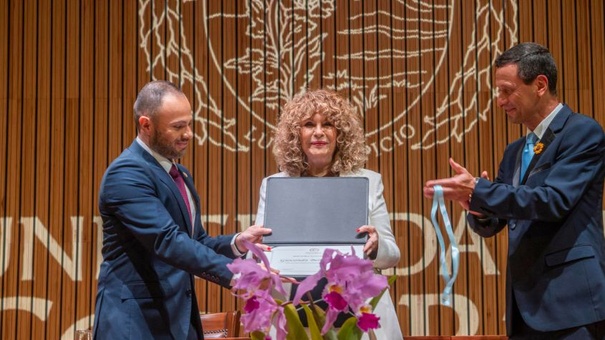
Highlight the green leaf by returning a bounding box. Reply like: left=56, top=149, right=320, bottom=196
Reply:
left=337, top=316, right=363, bottom=340
left=310, top=303, right=327, bottom=325
left=283, top=303, right=307, bottom=340
left=301, top=304, right=323, bottom=340
left=250, top=330, right=266, bottom=340
left=369, top=275, right=398, bottom=309
left=323, top=328, right=339, bottom=340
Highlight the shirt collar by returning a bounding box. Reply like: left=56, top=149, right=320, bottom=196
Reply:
left=527, top=103, right=563, bottom=139
left=136, top=136, right=174, bottom=173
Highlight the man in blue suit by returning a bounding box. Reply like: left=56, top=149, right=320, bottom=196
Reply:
left=93, top=80, right=272, bottom=339
left=424, top=42, right=605, bottom=338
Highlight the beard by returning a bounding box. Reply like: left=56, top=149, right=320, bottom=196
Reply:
left=150, top=129, right=186, bottom=160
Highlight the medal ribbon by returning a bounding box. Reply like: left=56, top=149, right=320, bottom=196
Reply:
left=430, top=185, right=460, bottom=306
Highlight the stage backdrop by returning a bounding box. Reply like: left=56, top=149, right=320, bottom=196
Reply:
left=1, top=0, right=604, bottom=338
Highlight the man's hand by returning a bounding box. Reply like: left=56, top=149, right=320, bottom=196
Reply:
left=235, top=225, right=272, bottom=252
left=423, top=158, right=489, bottom=214
left=423, top=158, right=476, bottom=202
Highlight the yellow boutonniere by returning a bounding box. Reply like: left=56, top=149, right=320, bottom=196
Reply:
left=533, top=142, right=544, bottom=155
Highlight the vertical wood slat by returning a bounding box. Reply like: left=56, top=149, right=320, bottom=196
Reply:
left=192, top=0, right=212, bottom=315
left=78, top=0, right=96, bottom=332
left=47, top=0, right=67, bottom=338
left=218, top=0, right=237, bottom=313
left=387, top=0, right=405, bottom=333
left=575, top=0, right=595, bottom=118
left=62, top=0, right=80, bottom=336
left=22, top=0, right=38, bottom=337
left=4, top=0, right=24, bottom=338
left=0, top=0, right=9, bottom=334
left=25, top=0, right=45, bottom=337
left=589, top=0, right=605, bottom=123
left=406, top=0, right=429, bottom=334
left=204, top=0, right=225, bottom=314
left=0, top=0, right=604, bottom=338
left=561, top=0, right=579, bottom=110
left=231, top=0, right=249, bottom=312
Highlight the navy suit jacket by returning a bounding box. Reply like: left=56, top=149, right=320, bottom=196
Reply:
left=468, top=105, right=605, bottom=333
left=93, top=141, right=239, bottom=339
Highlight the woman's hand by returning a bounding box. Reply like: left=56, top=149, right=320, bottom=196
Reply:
left=357, top=225, right=379, bottom=260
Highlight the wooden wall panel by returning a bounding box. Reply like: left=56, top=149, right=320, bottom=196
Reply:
left=0, top=0, right=8, bottom=335
left=0, top=0, right=604, bottom=339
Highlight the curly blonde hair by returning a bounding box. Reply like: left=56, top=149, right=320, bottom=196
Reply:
left=273, top=89, right=368, bottom=176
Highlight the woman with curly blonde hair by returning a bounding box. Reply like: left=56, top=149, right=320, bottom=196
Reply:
left=272, top=89, right=367, bottom=176
left=254, top=89, right=403, bottom=340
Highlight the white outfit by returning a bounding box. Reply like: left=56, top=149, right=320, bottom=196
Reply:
left=255, top=169, right=403, bottom=340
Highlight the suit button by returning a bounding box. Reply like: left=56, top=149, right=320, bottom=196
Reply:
left=509, top=222, right=516, bottom=230
left=186, top=289, right=192, bottom=296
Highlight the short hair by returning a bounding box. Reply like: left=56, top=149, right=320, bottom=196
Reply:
left=495, top=42, right=558, bottom=95
left=133, top=80, right=183, bottom=131
left=272, top=89, right=368, bottom=176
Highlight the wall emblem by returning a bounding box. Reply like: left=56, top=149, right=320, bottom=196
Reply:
left=139, top=0, right=517, bottom=155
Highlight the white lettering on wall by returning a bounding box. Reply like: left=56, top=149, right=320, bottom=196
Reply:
left=0, top=297, right=52, bottom=321
left=389, top=212, right=498, bottom=276
left=392, top=212, right=437, bottom=275
left=3, top=211, right=603, bottom=281
left=20, top=216, right=83, bottom=281
left=1, top=210, right=603, bottom=338
left=453, top=212, right=499, bottom=275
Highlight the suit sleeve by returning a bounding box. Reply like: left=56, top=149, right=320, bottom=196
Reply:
left=99, top=159, right=235, bottom=287
left=468, top=116, right=605, bottom=223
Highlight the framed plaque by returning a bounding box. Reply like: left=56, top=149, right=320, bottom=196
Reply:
left=263, top=177, right=369, bottom=276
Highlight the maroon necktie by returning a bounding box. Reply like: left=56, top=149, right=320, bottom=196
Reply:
left=169, top=164, right=192, bottom=224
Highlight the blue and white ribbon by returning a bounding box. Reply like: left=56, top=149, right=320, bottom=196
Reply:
left=430, top=185, right=460, bottom=306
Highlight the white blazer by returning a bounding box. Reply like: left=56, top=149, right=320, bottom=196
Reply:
left=255, top=169, right=403, bottom=339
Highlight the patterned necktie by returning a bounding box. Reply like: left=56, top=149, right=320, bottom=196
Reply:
left=520, top=133, right=537, bottom=180
left=169, top=164, right=192, bottom=224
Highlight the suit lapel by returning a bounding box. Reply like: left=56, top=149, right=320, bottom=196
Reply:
left=130, top=142, right=195, bottom=235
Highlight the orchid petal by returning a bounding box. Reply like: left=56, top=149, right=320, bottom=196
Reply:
left=231, top=246, right=392, bottom=338
left=321, top=307, right=342, bottom=334
left=357, top=312, right=380, bottom=332
left=228, top=240, right=286, bottom=297
left=292, top=249, right=337, bottom=304
left=242, top=239, right=288, bottom=296
left=291, top=270, right=323, bottom=306
left=324, top=291, right=347, bottom=311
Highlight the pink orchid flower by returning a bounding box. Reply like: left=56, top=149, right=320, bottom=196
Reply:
left=292, top=247, right=387, bottom=334
left=227, top=240, right=287, bottom=338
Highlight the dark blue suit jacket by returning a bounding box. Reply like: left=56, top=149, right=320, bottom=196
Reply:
left=468, top=105, right=605, bottom=333
left=93, top=141, right=239, bottom=339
